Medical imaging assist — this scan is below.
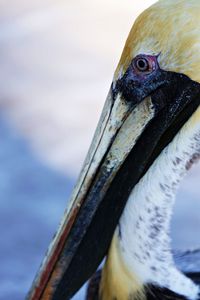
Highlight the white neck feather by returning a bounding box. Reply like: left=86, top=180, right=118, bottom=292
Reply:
left=117, top=108, right=200, bottom=300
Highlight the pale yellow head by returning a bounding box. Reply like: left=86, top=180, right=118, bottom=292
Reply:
left=115, top=0, right=200, bottom=83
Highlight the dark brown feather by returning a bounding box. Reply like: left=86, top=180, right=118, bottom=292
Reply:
left=145, top=285, right=188, bottom=300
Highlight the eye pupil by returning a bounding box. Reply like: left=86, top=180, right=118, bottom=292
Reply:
left=136, top=58, right=149, bottom=72
left=138, top=59, right=146, bottom=69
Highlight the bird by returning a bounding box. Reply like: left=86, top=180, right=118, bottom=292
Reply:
left=27, top=0, right=200, bottom=300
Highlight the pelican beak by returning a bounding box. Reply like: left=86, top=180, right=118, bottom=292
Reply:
left=27, top=80, right=156, bottom=300
left=27, top=56, right=200, bottom=300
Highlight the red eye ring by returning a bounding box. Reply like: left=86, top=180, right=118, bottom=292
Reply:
left=135, top=57, right=150, bottom=72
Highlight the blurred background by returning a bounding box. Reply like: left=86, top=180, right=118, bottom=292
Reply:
left=0, top=0, right=200, bottom=299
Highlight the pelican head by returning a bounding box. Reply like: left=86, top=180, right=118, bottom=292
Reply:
left=27, top=1, right=200, bottom=299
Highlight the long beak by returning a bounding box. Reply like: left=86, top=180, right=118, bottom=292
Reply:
left=27, top=74, right=200, bottom=299
left=26, top=87, right=155, bottom=300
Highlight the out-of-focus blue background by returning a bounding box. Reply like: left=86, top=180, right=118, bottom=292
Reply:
left=0, top=1, right=199, bottom=299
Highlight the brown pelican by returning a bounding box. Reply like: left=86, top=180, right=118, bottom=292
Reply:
left=27, top=0, right=200, bottom=299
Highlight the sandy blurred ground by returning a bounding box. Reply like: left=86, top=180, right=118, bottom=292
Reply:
left=0, top=0, right=199, bottom=299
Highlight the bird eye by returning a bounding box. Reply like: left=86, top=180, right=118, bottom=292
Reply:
left=135, top=57, right=150, bottom=72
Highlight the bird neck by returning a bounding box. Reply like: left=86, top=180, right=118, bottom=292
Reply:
left=100, top=108, right=200, bottom=300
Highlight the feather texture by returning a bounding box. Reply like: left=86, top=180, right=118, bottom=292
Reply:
left=87, top=249, right=200, bottom=300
